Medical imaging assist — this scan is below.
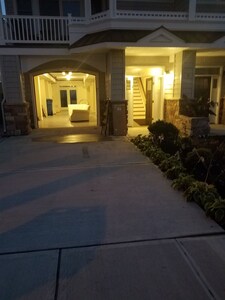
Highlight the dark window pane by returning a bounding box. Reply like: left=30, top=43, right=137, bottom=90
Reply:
left=70, top=90, right=77, bottom=104
left=39, top=0, right=60, bottom=16
left=62, top=1, right=82, bottom=16
left=17, top=0, right=32, bottom=15
left=91, top=0, right=109, bottom=14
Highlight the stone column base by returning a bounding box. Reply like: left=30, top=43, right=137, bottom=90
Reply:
left=4, top=102, right=31, bottom=136
left=109, top=100, right=128, bottom=136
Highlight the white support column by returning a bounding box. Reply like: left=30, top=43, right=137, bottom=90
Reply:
left=109, top=0, right=116, bottom=18
left=189, top=0, right=197, bottom=21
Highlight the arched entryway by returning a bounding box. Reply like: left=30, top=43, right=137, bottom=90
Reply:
left=33, top=71, right=97, bottom=129
left=27, top=59, right=105, bottom=133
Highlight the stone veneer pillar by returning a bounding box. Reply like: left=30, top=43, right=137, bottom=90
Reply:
left=106, top=49, right=127, bottom=136
left=1, top=56, right=31, bottom=135
left=164, top=50, right=196, bottom=131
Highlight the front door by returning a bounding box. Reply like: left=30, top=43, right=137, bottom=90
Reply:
left=194, top=76, right=211, bottom=100
left=146, top=78, right=153, bottom=125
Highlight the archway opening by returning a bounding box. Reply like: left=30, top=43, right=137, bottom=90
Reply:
left=33, top=71, right=97, bottom=129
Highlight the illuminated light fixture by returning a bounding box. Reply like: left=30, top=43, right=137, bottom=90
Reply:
left=62, top=71, right=72, bottom=81
left=150, top=67, right=163, bottom=77
left=164, top=71, right=174, bottom=89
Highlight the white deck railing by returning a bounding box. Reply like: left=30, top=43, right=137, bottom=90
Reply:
left=1, top=15, right=72, bottom=43
left=115, top=10, right=188, bottom=20
left=0, top=10, right=225, bottom=45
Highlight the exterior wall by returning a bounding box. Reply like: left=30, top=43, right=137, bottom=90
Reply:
left=181, top=50, right=196, bottom=99
left=126, top=56, right=169, bottom=68
left=0, top=55, right=24, bottom=104
left=174, top=50, right=196, bottom=100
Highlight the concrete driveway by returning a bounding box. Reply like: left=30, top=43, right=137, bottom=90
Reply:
left=0, top=130, right=224, bottom=299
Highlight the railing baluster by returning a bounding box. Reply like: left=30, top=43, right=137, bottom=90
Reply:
left=20, top=18, right=24, bottom=40
left=41, top=18, right=44, bottom=40
left=49, top=19, right=53, bottom=41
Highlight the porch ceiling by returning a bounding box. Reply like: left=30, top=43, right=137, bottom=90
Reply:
left=125, top=47, right=225, bottom=57
left=125, top=47, right=186, bottom=57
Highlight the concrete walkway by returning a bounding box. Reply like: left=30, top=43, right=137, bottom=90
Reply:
left=0, top=130, right=224, bottom=300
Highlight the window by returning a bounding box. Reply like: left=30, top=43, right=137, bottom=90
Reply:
left=17, top=0, right=32, bottom=15
left=70, top=90, right=77, bottom=104
left=91, top=0, right=109, bottom=14
left=62, top=0, right=83, bottom=16
left=39, top=0, right=60, bottom=16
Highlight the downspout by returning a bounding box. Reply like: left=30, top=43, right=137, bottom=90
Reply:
left=1, top=97, right=6, bottom=133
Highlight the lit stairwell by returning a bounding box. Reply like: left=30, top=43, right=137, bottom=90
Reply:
left=133, top=77, right=146, bottom=123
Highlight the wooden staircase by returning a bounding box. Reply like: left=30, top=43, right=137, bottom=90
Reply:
left=133, top=77, right=146, bottom=123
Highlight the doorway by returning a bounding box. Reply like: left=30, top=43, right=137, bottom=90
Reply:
left=194, top=76, right=219, bottom=123
left=146, top=78, right=153, bottom=125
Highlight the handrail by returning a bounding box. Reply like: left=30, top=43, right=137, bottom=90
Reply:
left=136, top=78, right=146, bottom=109
left=1, top=98, right=6, bottom=133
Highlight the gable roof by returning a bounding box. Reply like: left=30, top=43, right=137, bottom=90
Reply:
left=70, top=28, right=225, bottom=49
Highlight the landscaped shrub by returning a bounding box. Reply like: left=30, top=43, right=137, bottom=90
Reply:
left=178, top=137, right=194, bottom=160
left=205, top=199, right=225, bottom=226
left=180, top=96, right=216, bottom=117
left=172, top=174, right=195, bottom=191
left=148, top=120, right=180, bottom=154
left=131, top=134, right=152, bottom=152
left=184, top=147, right=212, bottom=181
left=150, top=148, right=169, bottom=165
left=165, top=165, right=186, bottom=180
left=184, top=181, right=220, bottom=207
left=158, top=155, right=181, bottom=172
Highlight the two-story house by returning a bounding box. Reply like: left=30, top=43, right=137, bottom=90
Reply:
left=0, top=0, right=225, bottom=136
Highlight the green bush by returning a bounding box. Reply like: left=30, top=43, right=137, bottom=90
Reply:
left=165, top=165, right=186, bottom=180
left=205, top=199, right=225, bottom=225
left=150, top=148, right=169, bottom=165
left=159, top=155, right=182, bottom=172
left=184, top=147, right=212, bottom=181
left=172, top=174, right=195, bottom=191
left=148, top=120, right=179, bottom=140
left=148, top=120, right=180, bottom=154
left=184, top=181, right=220, bottom=207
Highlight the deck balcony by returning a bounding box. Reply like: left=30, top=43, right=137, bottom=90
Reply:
left=0, top=0, right=225, bottom=46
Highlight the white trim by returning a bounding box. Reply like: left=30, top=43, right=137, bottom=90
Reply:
left=137, top=28, right=185, bottom=45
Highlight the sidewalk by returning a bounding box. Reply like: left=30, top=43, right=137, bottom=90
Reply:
left=0, top=130, right=224, bottom=300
